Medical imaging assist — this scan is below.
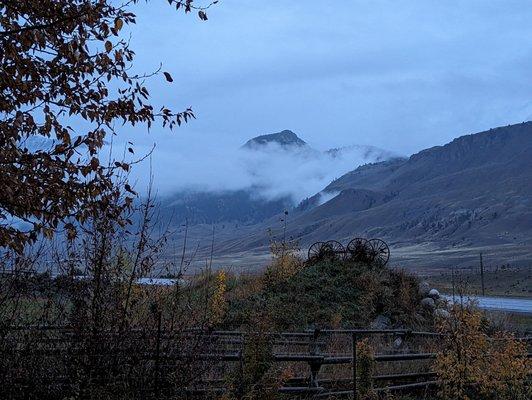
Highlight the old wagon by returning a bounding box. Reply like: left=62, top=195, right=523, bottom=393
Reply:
left=307, top=237, right=390, bottom=267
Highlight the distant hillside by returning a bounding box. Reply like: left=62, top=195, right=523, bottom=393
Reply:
left=207, top=122, right=532, bottom=266
left=301, top=122, right=532, bottom=243
left=160, top=190, right=291, bottom=225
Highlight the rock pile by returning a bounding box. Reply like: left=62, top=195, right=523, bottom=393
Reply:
left=419, top=282, right=450, bottom=318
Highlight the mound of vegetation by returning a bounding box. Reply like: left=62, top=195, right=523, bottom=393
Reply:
left=223, top=249, right=428, bottom=331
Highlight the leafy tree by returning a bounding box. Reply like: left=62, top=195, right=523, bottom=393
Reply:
left=0, top=0, right=215, bottom=252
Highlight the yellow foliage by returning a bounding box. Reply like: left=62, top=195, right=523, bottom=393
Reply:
left=330, top=311, right=343, bottom=329
left=264, top=239, right=303, bottom=284
left=209, top=269, right=227, bottom=325
left=223, top=317, right=293, bottom=400
left=479, top=331, right=530, bottom=399
left=435, top=303, right=530, bottom=400
left=356, top=338, right=377, bottom=400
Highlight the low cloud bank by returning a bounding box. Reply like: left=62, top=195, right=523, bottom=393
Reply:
left=127, top=140, right=399, bottom=205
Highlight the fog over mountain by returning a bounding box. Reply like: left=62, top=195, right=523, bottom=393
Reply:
left=168, top=131, right=393, bottom=201
left=154, top=130, right=397, bottom=225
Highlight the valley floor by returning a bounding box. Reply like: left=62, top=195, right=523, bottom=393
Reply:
left=392, top=242, right=532, bottom=270
left=421, top=263, right=531, bottom=298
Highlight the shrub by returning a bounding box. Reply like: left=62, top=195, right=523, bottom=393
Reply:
left=435, top=302, right=530, bottom=400
left=224, top=316, right=292, bottom=400
left=356, top=338, right=377, bottom=400
left=0, top=192, right=225, bottom=399
left=224, top=255, right=430, bottom=331
left=208, top=269, right=228, bottom=325
left=263, top=238, right=304, bottom=285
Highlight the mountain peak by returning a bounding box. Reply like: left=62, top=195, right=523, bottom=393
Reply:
left=243, top=130, right=307, bottom=149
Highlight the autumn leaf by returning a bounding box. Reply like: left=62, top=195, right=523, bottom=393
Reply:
left=198, top=10, right=208, bottom=21
left=105, top=41, right=112, bottom=53
left=163, top=71, right=173, bottom=82
left=64, top=223, right=77, bottom=240
left=124, top=184, right=136, bottom=195
left=114, top=18, right=124, bottom=31
left=90, top=157, right=100, bottom=171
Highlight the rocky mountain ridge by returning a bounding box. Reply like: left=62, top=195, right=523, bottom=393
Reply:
left=203, top=121, right=532, bottom=267
left=242, top=129, right=308, bottom=149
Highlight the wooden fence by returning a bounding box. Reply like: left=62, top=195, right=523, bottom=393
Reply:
left=185, top=328, right=444, bottom=398
left=1, top=326, right=530, bottom=399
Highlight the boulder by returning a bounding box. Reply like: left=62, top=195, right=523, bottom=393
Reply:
left=421, top=297, right=435, bottom=310
left=419, top=281, right=431, bottom=297
left=428, top=288, right=440, bottom=299
left=393, top=337, right=403, bottom=349
left=435, top=297, right=448, bottom=308
left=434, top=308, right=450, bottom=319
left=370, top=315, right=391, bottom=330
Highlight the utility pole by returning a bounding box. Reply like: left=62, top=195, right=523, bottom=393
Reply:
left=282, top=210, right=288, bottom=243
left=209, top=225, right=215, bottom=269
left=479, top=253, right=485, bottom=296
left=451, top=266, right=456, bottom=301
left=281, top=210, right=288, bottom=257
left=352, top=332, right=358, bottom=400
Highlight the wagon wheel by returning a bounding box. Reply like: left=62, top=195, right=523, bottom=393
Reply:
left=323, top=240, right=345, bottom=261
left=307, top=241, right=326, bottom=263
left=367, top=238, right=390, bottom=267
left=346, top=237, right=369, bottom=262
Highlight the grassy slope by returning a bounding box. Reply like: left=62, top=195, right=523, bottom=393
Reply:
left=224, top=259, right=427, bottom=331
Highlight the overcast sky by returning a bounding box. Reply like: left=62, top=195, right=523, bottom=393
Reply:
left=118, top=0, right=532, bottom=195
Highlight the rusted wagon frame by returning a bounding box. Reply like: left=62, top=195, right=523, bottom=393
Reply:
left=367, top=238, right=390, bottom=267
left=307, top=240, right=346, bottom=262
left=307, top=237, right=390, bottom=266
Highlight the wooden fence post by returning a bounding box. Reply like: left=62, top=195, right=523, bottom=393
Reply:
left=309, top=328, right=321, bottom=387
left=238, top=332, right=244, bottom=397
left=479, top=253, right=485, bottom=296
left=352, top=332, right=358, bottom=400
left=155, top=309, right=162, bottom=391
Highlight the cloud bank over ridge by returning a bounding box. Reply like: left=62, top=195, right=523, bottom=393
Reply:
left=128, top=135, right=398, bottom=204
